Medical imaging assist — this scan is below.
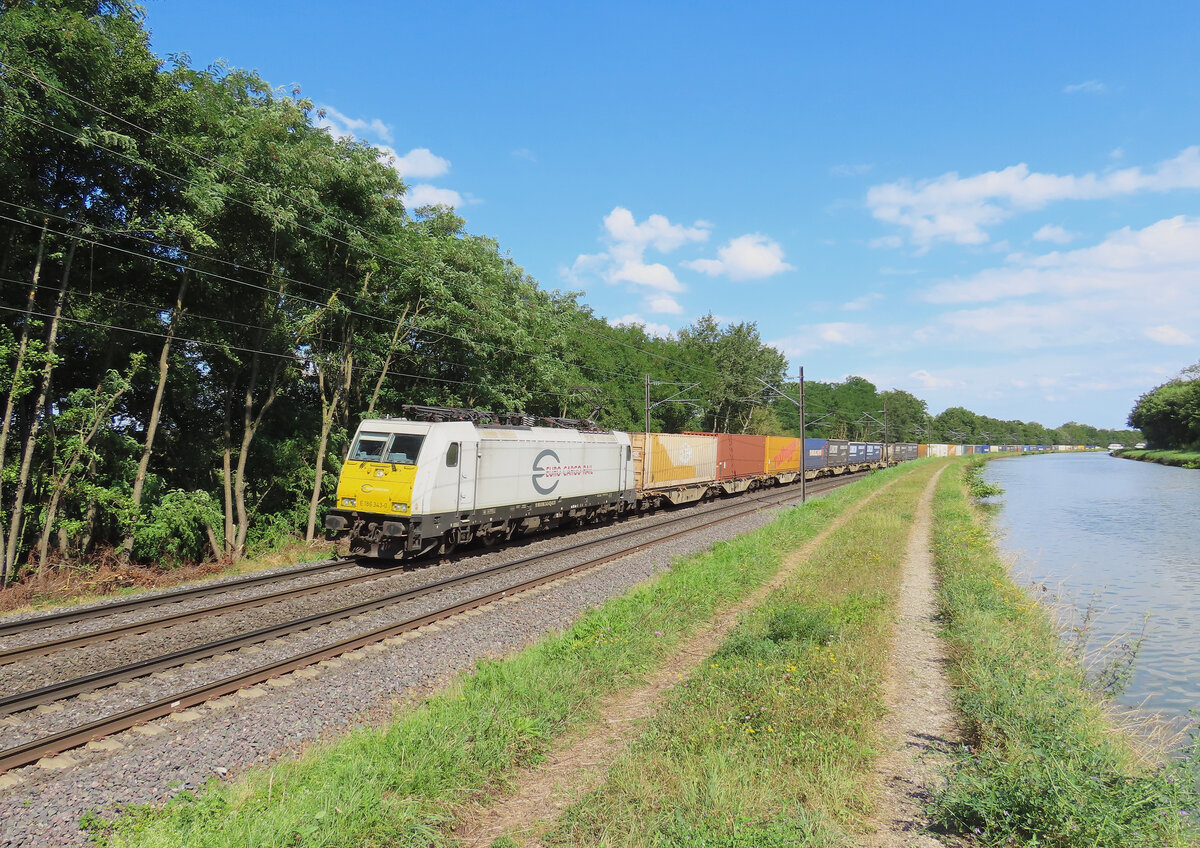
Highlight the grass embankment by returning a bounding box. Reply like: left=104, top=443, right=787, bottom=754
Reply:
left=92, top=462, right=930, bottom=847
left=1115, top=448, right=1200, bottom=469
left=545, top=464, right=938, bottom=846
left=928, top=462, right=1200, bottom=847
left=0, top=541, right=341, bottom=617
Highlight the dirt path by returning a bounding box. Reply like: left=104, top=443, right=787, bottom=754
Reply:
left=455, top=472, right=910, bottom=848
left=863, top=467, right=961, bottom=847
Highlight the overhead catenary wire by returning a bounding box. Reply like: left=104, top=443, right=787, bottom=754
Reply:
left=0, top=273, right=598, bottom=388
left=0, top=302, right=604, bottom=405
left=0, top=204, right=653, bottom=388
left=0, top=60, right=730, bottom=382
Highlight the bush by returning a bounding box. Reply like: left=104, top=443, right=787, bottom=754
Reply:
left=132, top=490, right=223, bottom=566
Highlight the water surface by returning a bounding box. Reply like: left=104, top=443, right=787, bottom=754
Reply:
left=985, top=452, right=1200, bottom=723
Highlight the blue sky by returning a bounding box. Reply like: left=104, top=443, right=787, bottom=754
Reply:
left=143, top=1, right=1200, bottom=429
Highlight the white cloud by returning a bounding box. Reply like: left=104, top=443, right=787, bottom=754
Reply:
left=568, top=207, right=710, bottom=300
left=841, top=293, right=884, bottom=311
left=647, top=293, right=685, bottom=314
left=1145, top=325, right=1195, bottom=345
left=604, top=207, right=709, bottom=255
left=315, top=105, right=393, bottom=142
left=909, top=369, right=955, bottom=389
left=511, top=148, right=537, bottom=163
left=768, top=323, right=870, bottom=357
left=381, top=147, right=451, bottom=179
left=867, top=146, right=1200, bottom=248
left=611, top=314, right=672, bottom=338
left=610, top=261, right=684, bottom=292
left=1063, top=80, right=1107, bottom=95
left=405, top=184, right=463, bottom=209
left=1033, top=224, right=1076, bottom=244
left=682, top=234, right=794, bottom=281
left=904, top=218, right=1200, bottom=358
left=924, top=216, right=1200, bottom=304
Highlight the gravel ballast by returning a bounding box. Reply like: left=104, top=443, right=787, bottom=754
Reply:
left=0, top=484, right=842, bottom=847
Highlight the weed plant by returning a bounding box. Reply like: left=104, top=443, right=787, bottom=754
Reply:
left=546, top=465, right=939, bottom=846
left=928, top=465, right=1200, bottom=847
left=90, top=464, right=921, bottom=848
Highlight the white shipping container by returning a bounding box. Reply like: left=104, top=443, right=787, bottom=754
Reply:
left=927, top=443, right=950, bottom=457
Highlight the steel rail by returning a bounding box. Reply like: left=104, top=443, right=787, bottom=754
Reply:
left=0, top=562, right=414, bottom=664
left=0, top=557, right=361, bottom=639
left=0, top=479, right=839, bottom=769
left=0, top=473, right=858, bottom=665
left=0, top=479, right=841, bottom=717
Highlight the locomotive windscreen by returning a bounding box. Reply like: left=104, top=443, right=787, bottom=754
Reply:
left=350, top=432, right=425, bottom=465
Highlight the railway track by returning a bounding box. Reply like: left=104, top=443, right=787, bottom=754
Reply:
left=0, top=472, right=859, bottom=773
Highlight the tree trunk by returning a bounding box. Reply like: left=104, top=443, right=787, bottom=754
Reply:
left=122, top=272, right=189, bottom=557
left=366, top=301, right=416, bottom=417
left=0, top=220, right=48, bottom=585
left=35, top=375, right=130, bottom=565
left=4, top=236, right=77, bottom=583
left=220, top=390, right=235, bottom=559
left=305, top=346, right=353, bottom=542
left=230, top=353, right=281, bottom=561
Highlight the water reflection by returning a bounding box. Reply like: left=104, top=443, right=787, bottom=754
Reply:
left=985, top=452, right=1200, bottom=723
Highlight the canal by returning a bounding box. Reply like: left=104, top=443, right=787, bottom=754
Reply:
left=984, top=451, right=1200, bottom=725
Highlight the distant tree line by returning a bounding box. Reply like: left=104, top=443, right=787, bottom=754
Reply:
left=0, top=1, right=1137, bottom=585
left=1128, top=361, right=1200, bottom=451
left=771, top=376, right=1140, bottom=448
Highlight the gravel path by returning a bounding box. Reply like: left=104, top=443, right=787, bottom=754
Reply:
left=863, top=467, right=963, bottom=847
left=0, top=484, right=840, bottom=848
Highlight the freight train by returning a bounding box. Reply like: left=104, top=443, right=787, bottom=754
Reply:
left=324, top=406, right=911, bottom=559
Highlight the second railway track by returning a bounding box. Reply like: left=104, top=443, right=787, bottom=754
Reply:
left=0, top=472, right=859, bottom=773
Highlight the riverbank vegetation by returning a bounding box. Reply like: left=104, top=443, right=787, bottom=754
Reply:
left=1128, top=360, right=1200, bottom=452
left=1115, top=448, right=1200, bottom=469
left=929, top=462, right=1200, bottom=846
left=0, top=0, right=1140, bottom=593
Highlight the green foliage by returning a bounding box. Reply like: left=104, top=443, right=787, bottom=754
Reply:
left=928, top=468, right=1200, bottom=847
left=1129, top=364, right=1200, bottom=450
left=963, top=459, right=1004, bottom=500
left=132, top=490, right=222, bottom=565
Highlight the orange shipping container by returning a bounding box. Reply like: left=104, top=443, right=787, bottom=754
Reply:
left=765, top=436, right=802, bottom=474
left=717, top=433, right=768, bottom=480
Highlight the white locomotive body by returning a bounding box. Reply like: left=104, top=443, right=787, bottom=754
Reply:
left=326, top=417, right=635, bottom=558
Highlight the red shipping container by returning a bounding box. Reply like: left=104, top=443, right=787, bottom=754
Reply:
left=717, top=433, right=768, bottom=480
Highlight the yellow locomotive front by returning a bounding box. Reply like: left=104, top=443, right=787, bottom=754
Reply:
left=326, top=428, right=423, bottom=556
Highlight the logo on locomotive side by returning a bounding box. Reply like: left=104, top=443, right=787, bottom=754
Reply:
left=531, top=449, right=595, bottom=495
left=532, top=449, right=561, bottom=495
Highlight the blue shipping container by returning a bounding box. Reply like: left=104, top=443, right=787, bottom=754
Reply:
left=803, top=438, right=827, bottom=470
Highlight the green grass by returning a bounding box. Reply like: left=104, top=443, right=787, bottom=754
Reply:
left=542, top=464, right=940, bottom=846
left=1116, top=448, right=1200, bottom=469
left=927, top=463, right=1200, bottom=847
left=88, top=463, right=926, bottom=848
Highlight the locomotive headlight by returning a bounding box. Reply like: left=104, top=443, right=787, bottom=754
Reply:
left=392, top=502, right=408, bottom=512
left=342, top=497, right=357, bottom=507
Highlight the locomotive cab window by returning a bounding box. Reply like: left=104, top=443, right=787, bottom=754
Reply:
left=350, top=432, right=389, bottom=462
left=446, top=443, right=459, bottom=467
left=385, top=434, right=424, bottom=465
